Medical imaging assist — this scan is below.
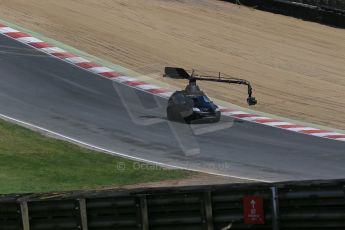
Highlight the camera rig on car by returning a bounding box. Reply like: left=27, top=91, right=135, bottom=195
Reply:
left=163, top=67, right=257, bottom=106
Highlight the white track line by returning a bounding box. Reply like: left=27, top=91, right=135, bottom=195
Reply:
left=0, top=113, right=271, bottom=183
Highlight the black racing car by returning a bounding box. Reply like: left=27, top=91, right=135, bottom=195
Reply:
left=163, top=67, right=257, bottom=124
left=167, top=90, right=221, bottom=123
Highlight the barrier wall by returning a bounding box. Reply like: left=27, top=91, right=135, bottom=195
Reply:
left=222, top=0, right=345, bottom=28
left=0, top=179, right=345, bottom=230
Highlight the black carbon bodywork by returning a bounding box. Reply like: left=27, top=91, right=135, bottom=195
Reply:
left=167, top=90, right=220, bottom=123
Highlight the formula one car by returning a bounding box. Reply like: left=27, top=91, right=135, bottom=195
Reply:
left=163, top=67, right=257, bottom=123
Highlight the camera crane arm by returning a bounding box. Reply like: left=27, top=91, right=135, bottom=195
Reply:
left=164, top=67, right=257, bottom=106
left=192, top=75, right=254, bottom=101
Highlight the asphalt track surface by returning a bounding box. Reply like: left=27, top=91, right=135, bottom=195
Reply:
left=1, top=34, right=345, bottom=182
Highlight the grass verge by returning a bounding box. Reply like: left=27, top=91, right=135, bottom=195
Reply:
left=0, top=119, right=192, bottom=194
